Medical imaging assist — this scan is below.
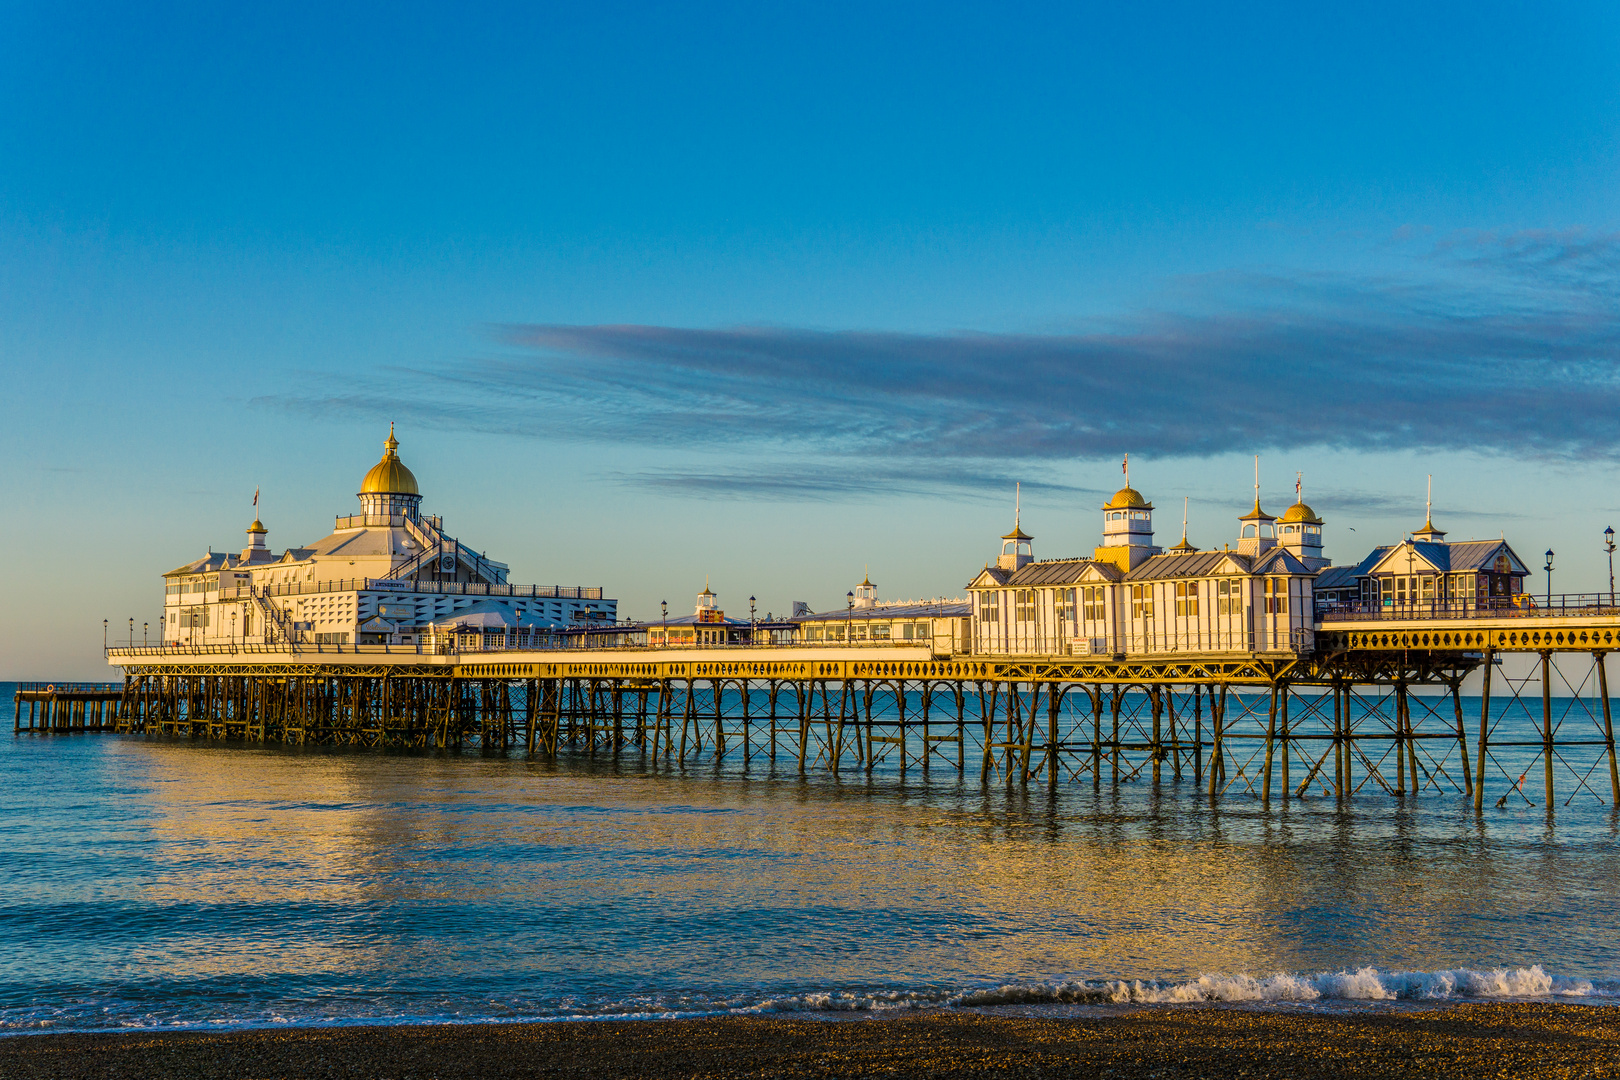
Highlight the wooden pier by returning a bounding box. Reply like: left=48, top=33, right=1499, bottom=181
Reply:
left=82, top=611, right=1620, bottom=814
left=13, top=683, right=125, bottom=733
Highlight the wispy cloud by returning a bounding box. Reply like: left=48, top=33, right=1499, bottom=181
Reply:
left=257, top=231, right=1620, bottom=497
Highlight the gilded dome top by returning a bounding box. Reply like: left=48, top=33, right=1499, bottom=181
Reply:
left=1278, top=501, right=1322, bottom=525
left=246, top=519, right=267, bottom=534
left=1103, top=486, right=1151, bottom=510
left=359, top=424, right=420, bottom=496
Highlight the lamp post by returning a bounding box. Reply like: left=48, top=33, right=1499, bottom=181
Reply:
left=846, top=590, right=854, bottom=644
left=103, top=619, right=108, bottom=654
left=749, top=595, right=756, bottom=646
left=660, top=600, right=667, bottom=649
left=1606, top=526, right=1615, bottom=610
left=1544, top=549, right=1555, bottom=609
left=143, top=622, right=148, bottom=648
left=129, top=618, right=134, bottom=650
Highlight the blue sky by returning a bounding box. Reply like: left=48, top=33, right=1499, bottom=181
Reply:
left=4, top=2, right=1619, bottom=676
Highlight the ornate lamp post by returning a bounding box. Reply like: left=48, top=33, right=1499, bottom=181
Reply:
left=1544, top=549, right=1555, bottom=609
left=660, top=600, right=668, bottom=649
left=1606, top=527, right=1615, bottom=610
left=846, top=590, right=854, bottom=644
left=749, top=595, right=756, bottom=645
left=103, top=619, right=108, bottom=654
left=129, top=618, right=134, bottom=650
left=143, top=622, right=148, bottom=648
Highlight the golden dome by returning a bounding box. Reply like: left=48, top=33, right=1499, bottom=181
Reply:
left=359, top=424, right=419, bottom=496
left=246, top=519, right=267, bottom=534
left=1104, top=486, right=1150, bottom=510
left=1278, top=501, right=1322, bottom=525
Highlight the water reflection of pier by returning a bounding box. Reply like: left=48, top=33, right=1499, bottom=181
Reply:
left=90, top=611, right=1620, bottom=817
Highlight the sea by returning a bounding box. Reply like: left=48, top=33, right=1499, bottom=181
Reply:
left=2, top=680, right=1617, bottom=1035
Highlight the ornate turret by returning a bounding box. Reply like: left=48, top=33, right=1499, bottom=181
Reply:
left=695, top=580, right=723, bottom=621
left=1277, top=487, right=1327, bottom=569
left=853, top=572, right=877, bottom=609
left=1236, top=456, right=1277, bottom=556
left=358, top=424, right=423, bottom=519
left=1094, top=457, right=1159, bottom=570
left=239, top=517, right=272, bottom=562
left=997, top=486, right=1034, bottom=571
left=1412, top=475, right=1446, bottom=543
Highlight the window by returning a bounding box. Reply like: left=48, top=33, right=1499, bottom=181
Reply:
left=1056, top=588, right=1076, bottom=626
left=1217, top=578, right=1240, bottom=616
left=978, top=594, right=999, bottom=624
left=1265, top=578, right=1289, bottom=614
left=1175, top=581, right=1199, bottom=617
left=1131, top=584, right=1153, bottom=620
left=1015, top=590, right=1035, bottom=622
left=1420, top=576, right=1435, bottom=601
left=1454, top=574, right=1477, bottom=600
left=1082, top=586, right=1105, bottom=623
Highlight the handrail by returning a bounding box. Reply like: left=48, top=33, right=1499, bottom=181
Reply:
left=219, top=578, right=605, bottom=601
left=1320, top=595, right=1620, bottom=622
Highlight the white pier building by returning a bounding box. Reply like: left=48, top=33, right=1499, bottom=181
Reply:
left=160, top=428, right=615, bottom=648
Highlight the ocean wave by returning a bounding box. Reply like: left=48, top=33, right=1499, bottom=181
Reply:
left=741, top=966, right=1616, bottom=1014
left=1, top=967, right=1614, bottom=1034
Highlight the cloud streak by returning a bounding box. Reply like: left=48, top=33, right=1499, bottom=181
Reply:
left=258, top=231, right=1620, bottom=496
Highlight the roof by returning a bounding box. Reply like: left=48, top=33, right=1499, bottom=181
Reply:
left=644, top=614, right=749, bottom=627
left=1239, top=499, right=1275, bottom=522
left=1000, top=526, right=1033, bottom=541
left=1121, top=546, right=1313, bottom=581
left=163, top=552, right=236, bottom=577
left=795, top=600, right=971, bottom=623
left=1278, top=501, right=1322, bottom=525
left=1352, top=539, right=1529, bottom=577
left=1103, top=486, right=1151, bottom=510
left=430, top=599, right=564, bottom=630
left=1312, top=564, right=1360, bottom=590
left=359, top=425, right=420, bottom=496
left=968, top=567, right=1013, bottom=589
left=1005, top=558, right=1122, bottom=586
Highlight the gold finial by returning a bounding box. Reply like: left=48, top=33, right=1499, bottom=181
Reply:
left=384, top=422, right=398, bottom=454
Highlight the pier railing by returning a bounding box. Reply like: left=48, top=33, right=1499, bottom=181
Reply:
left=219, top=579, right=605, bottom=601
left=1320, top=594, right=1620, bottom=622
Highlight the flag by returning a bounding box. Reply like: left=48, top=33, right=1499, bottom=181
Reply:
left=1121, top=454, right=1128, bottom=476
left=1295, top=474, right=1301, bottom=497
left=253, top=487, right=259, bottom=508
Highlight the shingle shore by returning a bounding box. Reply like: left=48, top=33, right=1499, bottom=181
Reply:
left=2, top=1002, right=1615, bottom=1079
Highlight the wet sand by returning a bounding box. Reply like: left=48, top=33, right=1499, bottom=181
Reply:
left=2, top=1002, right=1617, bottom=1079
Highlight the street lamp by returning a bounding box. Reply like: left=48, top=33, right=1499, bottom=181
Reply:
left=749, top=595, right=756, bottom=645
left=846, top=590, right=854, bottom=644
left=143, top=622, right=148, bottom=648
left=129, top=618, right=134, bottom=650
left=103, top=619, right=108, bottom=654
left=1544, top=549, right=1555, bottom=609
left=660, top=599, right=667, bottom=649
left=1606, top=526, right=1615, bottom=610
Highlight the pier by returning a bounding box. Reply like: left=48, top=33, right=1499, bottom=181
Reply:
left=93, top=600, right=1620, bottom=813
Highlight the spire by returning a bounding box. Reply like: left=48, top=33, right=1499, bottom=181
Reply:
left=385, top=421, right=398, bottom=454
left=1015, top=481, right=1021, bottom=533
left=1414, top=475, right=1446, bottom=542
left=1181, top=496, right=1189, bottom=543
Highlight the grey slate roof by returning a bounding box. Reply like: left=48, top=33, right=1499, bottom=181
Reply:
left=1005, top=558, right=1121, bottom=586
left=1312, top=564, right=1361, bottom=591
left=1122, top=546, right=1313, bottom=581
left=796, top=601, right=971, bottom=623
left=1351, top=539, right=1529, bottom=576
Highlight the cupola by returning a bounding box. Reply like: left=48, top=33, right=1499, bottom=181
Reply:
left=1094, top=457, right=1159, bottom=570
left=853, top=573, right=877, bottom=609
left=695, top=580, right=723, bottom=621
left=240, top=517, right=272, bottom=562
left=357, top=424, right=424, bottom=519
left=1277, top=489, right=1327, bottom=569
left=1412, top=477, right=1446, bottom=543
left=997, top=486, right=1034, bottom=571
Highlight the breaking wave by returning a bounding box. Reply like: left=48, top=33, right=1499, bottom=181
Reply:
left=743, top=966, right=1616, bottom=1014
left=0, top=966, right=1614, bottom=1033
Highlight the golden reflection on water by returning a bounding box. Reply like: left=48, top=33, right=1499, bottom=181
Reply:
left=73, top=733, right=1616, bottom=997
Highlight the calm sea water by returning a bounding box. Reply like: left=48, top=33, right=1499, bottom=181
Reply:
left=2, top=680, right=1618, bottom=1033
